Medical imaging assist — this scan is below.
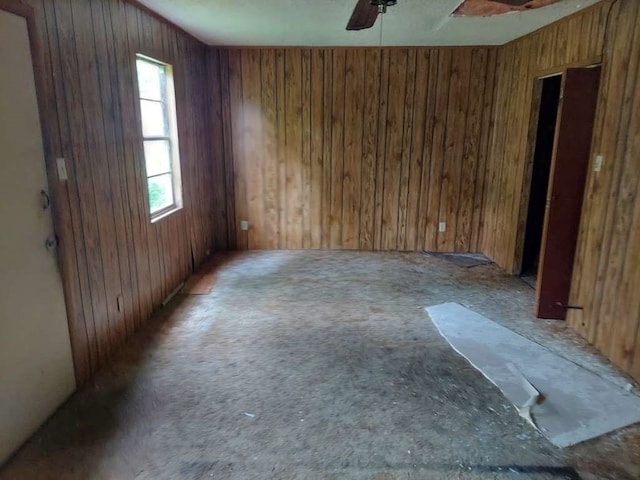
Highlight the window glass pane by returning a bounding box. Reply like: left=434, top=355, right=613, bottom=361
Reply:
left=148, top=173, right=174, bottom=214
left=136, top=59, right=164, bottom=101
left=140, top=100, right=167, bottom=137
left=144, top=140, right=172, bottom=177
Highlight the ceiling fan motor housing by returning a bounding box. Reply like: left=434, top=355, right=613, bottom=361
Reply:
left=372, top=0, right=397, bottom=14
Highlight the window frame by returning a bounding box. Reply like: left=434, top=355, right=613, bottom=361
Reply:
left=135, top=53, right=183, bottom=222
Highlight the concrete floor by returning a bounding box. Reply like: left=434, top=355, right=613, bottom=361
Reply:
left=1, top=251, right=638, bottom=480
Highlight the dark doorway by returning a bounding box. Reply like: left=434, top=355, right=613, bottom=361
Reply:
left=520, top=74, right=562, bottom=288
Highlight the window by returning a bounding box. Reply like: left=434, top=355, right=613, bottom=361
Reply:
left=135, top=54, right=182, bottom=220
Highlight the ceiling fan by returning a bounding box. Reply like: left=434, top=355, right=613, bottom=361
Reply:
left=346, top=0, right=398, bottom=31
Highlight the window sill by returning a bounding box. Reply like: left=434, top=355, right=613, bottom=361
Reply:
left=150, top=205, right=182, bottom=224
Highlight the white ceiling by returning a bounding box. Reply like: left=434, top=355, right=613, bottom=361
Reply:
left=137, top=0, right=601, bottom=47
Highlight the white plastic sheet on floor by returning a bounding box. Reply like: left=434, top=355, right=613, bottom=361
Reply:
left=426, top=302, right=640, bottom=448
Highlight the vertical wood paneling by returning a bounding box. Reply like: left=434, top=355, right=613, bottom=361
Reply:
left=439, top=48, right=471, bottom=252
left=26, top=0, right=229, bottom=383
left=329, top=49, right=346, bottom=249
left=373, top=49, right=390, bottom=251
left=342, top=49, right=365, bottom=250
left=261, top=50, right=279, bottom=250
left=404, top=50, right=428, bottom=252
left=309, top=50, right=324, bottom=250
left=481, top=0, right=640, bottom=381
left=285, top=49, right=303, bottom=249
left=359, top=49, right=381, bottom=250
left=425, top=50, right=452, bottom=251
left=222, top=47, right=494, bottom=254
left=457, top=49, right=486, bottom=253
left=381, top=49, right=408, bottom=251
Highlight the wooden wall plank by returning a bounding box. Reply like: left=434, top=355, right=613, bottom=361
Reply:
left=416, top=51, right=439, bottom=251
left=425, top=50, right=452, bottom=251
left=472, top=48, right=498, bottom=253
left=397, top=49, right=417, bottom=252
left=321, top=50, right=333, bottom=249
left=219, top=50, right=237, bottom=250
left=341, top=50, right=365, bottom=249
left=380, top=49, right=408, bottom=251
left=261, top=50, right=279, bottom=250
left=457, top=49, right=486, bottom=252
left=241, top=50, right=263, bottom=249
left=276, top=50, right=287, bottom=249
left=285, top=49, right=303, bottom=249
left=329, top=49, right=346, bottom=249
left=229, top=51, right=248, bottom=250
left=310, top=50, right=324, bottom=250
left=438, top=48, right=471, bottom=252
left=373, top=49, right=390, bottom=251
left=359, top=49, right=381, bottom=251
left=123, top=0, right=154, bottom=326
left=55, top=0, right=112, bottom=363
left=301, top=49, right=312, bottom=249
left=404, top=49, right=428, bottom=252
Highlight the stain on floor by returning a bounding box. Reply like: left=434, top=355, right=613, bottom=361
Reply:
left=1, top=251, right=638, bottom=480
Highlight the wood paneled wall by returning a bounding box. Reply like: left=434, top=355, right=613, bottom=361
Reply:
left=22, top=0, right=229, bottom=383
left=214, top=47, right=497, bottom=252
left=482, top=0, right=640, bottom=380
left=568, top=0, right=640, bottom=381
left=480, top=3, right=608, bottom=272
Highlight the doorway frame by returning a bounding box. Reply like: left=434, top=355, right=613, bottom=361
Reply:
left=0, top=0, right=80, bottom=380
left=515, top=59, right=602, bottom=277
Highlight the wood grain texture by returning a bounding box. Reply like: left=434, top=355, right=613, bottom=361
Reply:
left=220, top=47, right=495, bottom=253
left=482, top=0, right=640, bottom=380
left=23, top=0, right=229, bottom=383
left=481, top=2, right=608, bottom=272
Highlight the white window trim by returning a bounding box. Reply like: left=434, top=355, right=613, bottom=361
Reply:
left=136, top=54, right=183, bottom=223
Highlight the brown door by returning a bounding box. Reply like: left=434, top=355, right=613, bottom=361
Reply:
left=536, top=66, right=601, bottom=319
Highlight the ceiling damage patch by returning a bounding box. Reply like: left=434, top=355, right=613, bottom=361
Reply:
left=453, top=0, right=565, bottom=17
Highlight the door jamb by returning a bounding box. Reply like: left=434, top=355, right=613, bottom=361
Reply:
left=515, top=71, right=566, bottom=275
left=513, top=59, right=603, bottom=274
left=514, top=76, right=547, bottom=275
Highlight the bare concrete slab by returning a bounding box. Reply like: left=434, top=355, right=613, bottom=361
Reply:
left=427, top=302, right=640, bottom=448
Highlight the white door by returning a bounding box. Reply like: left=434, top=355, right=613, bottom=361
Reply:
left=0, top=9, right=76, bottom=465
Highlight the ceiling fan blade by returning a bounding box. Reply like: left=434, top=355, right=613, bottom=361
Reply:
left=346, top=0, right=378, bottom=31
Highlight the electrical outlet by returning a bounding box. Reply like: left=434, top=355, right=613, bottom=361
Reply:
left=240, top=220, right=249, bottom=231
left=56, top=158, right=68, bottom=181
left=439, top=222, right=446, bottom=233
left=594, top=154, right=604, bottom=172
